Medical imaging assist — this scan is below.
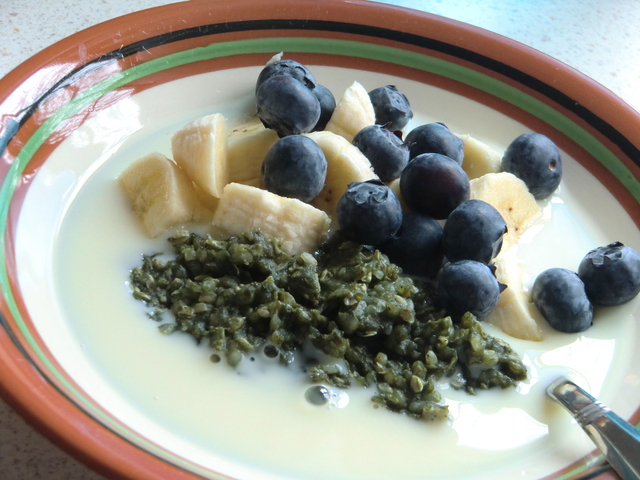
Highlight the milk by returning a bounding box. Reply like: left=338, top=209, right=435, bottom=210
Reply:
left=16, top=66, right=640, bottom=480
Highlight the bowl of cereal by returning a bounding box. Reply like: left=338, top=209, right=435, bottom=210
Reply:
left=1, top=1, right=639, bottom=479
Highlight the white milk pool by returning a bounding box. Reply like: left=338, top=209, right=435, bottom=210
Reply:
left=17, top=66, right=640, bottom=480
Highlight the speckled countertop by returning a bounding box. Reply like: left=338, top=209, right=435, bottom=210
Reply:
left=1, top=1, right=639, bottom=478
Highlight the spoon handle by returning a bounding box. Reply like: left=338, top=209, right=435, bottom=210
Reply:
left=547, top=377, right=640, bottom=480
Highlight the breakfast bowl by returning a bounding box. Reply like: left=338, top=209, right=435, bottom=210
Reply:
left=1, top=1, right=639, bottom=479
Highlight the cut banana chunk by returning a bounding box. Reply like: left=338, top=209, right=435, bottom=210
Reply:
left=192, top=183, right=219, bottom=222
left=266, top=52, right=283, bottom=65
left=305, top=131, right=377, bottom=215
left=387, top=178, right=410, bottom=213
left=171, top=113, right=228, bottom=198
left=486, top=245, right=545, bottom=341
left=470, top=171, right=545, bottom=340
left=456, top=134, right=502, bottom=180
left=212, top=183, right=331, bottom=255
left=226, top=118, right=279, bottom=188
left=470, top=172, right=542, bottom=242
left=118, top=152, right=209, bottom=237
left=325, top=81, right=375, bottom=142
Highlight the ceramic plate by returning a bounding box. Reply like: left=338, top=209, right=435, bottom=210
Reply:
left=1, top=1, right=639, bottom=479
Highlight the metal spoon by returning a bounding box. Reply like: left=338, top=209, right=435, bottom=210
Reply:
left=547, top=377, right=640, bottom=480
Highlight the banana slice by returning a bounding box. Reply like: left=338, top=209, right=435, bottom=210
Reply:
left=171, top=113, right=228, bottom=198
left=456, top=134, right=502, bottom=180
left=470, top=172, right=542, bottom=242
left=266, top=52, right=283, bottom=65
left=192, top=183, right=219, bottom=221
left=227, top=118, right=279, bottom=188
left=387, top=178, right=410, bottom=213
left=118, top=152, right=211, bottom=237
left=325, top=81, right=375, bottom=142
left=469, top=171, right=545, bottom=340
left=212, top=182, right=331, bottom=255
left=304, top=131, right=377, bottom=215
left=486, top=245, right=545, bottom=341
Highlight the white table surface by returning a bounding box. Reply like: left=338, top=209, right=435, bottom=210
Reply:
left=1, top=0, right=639, bottom=478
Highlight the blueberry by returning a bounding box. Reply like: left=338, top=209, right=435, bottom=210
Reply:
left=352, top=125, right=410, bottom=182
left=256, top=76, right=321, bottom=137
left=399, top=153, right=470, bottom=219
left=501, top=133, right=562, bottom=199
left=443, top=200, right=507, bottom=264
left=368, top=85, right=413, bottom=131
left=378, top=212, right=444, bottom=278
left=405, top=123, right=464, bottom=164
left=255, top=59, right=317, bottom=93
left=577, top=242, right=640, bottom=306
left=336, top=180, right=403, bottom=245
left=437, top=260, right=502, bottom=321
left=261, top=135, right=327, bottom=202
left=532, top=268, right=593, bottom=333
left=312, top=84, right=336, bottom=131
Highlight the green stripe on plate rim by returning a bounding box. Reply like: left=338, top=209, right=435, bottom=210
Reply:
left=2, top=35, right=636, bottom=476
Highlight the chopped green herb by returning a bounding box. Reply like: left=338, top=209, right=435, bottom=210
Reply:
left=129, top=229, right=527, bottom=421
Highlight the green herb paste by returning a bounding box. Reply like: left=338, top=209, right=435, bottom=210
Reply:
left=130, top=229, right=527, bottom=421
